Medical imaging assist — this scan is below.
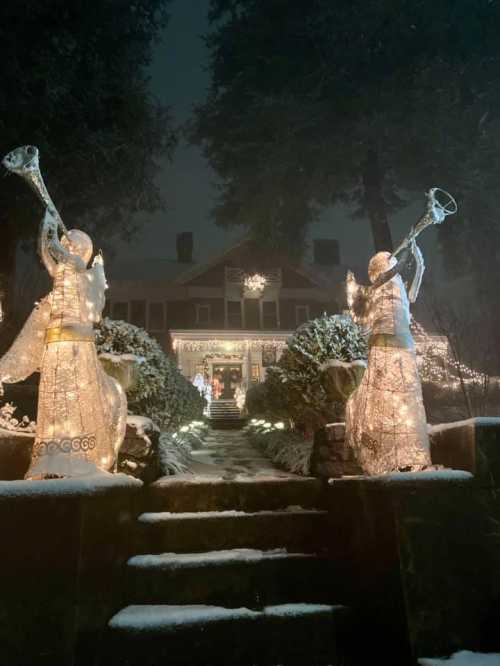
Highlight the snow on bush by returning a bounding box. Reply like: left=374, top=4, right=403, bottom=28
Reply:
left=96, top=318, right=204, bottom=432
left=261, top=314, right=367, bottom=430
left=244, top=419, right=313, bottom=476
left=158, top=420, right=210, bottom=475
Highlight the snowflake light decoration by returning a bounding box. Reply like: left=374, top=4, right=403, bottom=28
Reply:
left=244, top=273, right=267, bottom=292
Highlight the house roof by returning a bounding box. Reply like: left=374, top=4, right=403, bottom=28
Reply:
left=107, top=235, right=351, bottom=291
left=174, top=237, right=250, bottom=285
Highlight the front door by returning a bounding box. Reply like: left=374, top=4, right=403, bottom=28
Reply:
left=212, top=364, right=242, bottom=400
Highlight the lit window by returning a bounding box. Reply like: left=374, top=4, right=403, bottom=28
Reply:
left=227, top=300, right=243, bottom=328
left=196, top=304, right=211, bottom=326
left=149, top=302, right=165, bottom=331
left=251, top=364, right=260, bottom=383
left=295, top=305, right=310, bottom=326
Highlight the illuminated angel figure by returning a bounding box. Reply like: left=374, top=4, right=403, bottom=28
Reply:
left=0, top=146, right=127, bottom=479
left=345, top=189, right=457, bottom=475
left=345, top=240, right=431, bottom=475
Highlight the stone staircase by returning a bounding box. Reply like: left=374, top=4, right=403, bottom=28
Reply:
left=209, top=399, right=246, bottom=429
left=104, top=474, right=354, bottom=666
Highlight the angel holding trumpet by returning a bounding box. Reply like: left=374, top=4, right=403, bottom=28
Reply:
left=345, top=188, right=457, bottom=475
left=0, top=146, right=127, bottom=479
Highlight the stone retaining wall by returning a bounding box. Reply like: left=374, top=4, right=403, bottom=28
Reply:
left=325, top=417, right=500, bottom=664
left=0, top=475, right=142, bottom=666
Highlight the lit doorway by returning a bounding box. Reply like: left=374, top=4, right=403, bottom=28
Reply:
left=212, top=363, right=242, bottom=400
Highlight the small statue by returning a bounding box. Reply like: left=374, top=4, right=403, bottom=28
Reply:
left=345, top=188, right=457, bottom=475
left=0, top=146, right=127, bottom=478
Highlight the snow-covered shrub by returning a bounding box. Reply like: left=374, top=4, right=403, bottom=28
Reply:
left=265, top=314, right=367, bottom=431
left=96, top=318, right=204, bottom=431
left=245, top=383, right=270, bottom=417
left=176, top=420, right=209, bottom=449
left=158, top=420, right=210, bottom=475
left=245, top=419, right=312, bottom=475
left=158, top=432, right=191, bottom=475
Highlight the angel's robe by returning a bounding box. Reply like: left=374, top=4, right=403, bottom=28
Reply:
left=0, top=253, right=126, bottom=478
left=345, top=265, right=431, bottom=475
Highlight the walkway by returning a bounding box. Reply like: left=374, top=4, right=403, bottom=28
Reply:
left=185, top=428, right=293, bottom=480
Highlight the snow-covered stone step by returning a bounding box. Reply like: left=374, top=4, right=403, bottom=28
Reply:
left=136, top=508, right=329, bottom=554
left=106, top=602, right=351, bottom=665
left=147, top=474, right=324, bottom=512
left=126, top=548, right=337, bottom=607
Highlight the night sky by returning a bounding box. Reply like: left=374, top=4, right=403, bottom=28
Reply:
left=110, top=0, right=442, bottom=280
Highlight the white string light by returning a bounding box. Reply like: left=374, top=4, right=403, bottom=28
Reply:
left=244, top=273, right=268, bottom=292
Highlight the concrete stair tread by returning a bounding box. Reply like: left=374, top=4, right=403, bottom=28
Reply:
left=146, top=474, right=325, bottom=514
left=139, top=507, right=328, bottom=522
left=126, top=547, right=338, bottom=607
left=127, top=548, right=318, bottom=569
left=135, top=507, right=328, bottom=554
left=109, top=602, right=345, bottom=633
left=151, top=474, right=319, bottom=486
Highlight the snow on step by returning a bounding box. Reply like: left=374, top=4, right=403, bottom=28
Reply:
left=419, top=652, right=500, bottom=665
left=128, top=548, right=314, bottom=569
left=109, top=604, right=259, bottom=632
left=151, top=473, right=318, bottom=485
left=138, top=507, right=326, bottom=523
left=109, top=603, right=344, bottom=633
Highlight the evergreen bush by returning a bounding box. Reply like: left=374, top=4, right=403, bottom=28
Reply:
left=261, top=314, right=367, bottom=430
left=96, top=318, right=204, bottom=431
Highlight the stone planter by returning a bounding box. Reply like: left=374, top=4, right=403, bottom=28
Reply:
left=98, top=353, right=143, bottom=392
left=320, top=359, right=366, bottom=405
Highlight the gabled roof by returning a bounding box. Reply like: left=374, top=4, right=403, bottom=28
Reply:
left=174, top=236, right=250, bottom=285
left=175, top=236, right=328, bottom=290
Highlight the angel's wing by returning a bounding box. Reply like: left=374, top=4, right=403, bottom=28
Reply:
left=0, top=294, right=52, bottom=385
left=346, top=270, right=371, bottom=327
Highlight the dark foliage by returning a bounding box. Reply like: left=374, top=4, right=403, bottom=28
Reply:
left=0, top=0, right=176, bottom=325
left=192, top=0, right=500, bottom=271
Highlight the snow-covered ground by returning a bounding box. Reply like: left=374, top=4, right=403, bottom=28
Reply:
left=420, top=651, right=500, bottom=665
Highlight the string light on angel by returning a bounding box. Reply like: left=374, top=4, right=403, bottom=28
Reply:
left=345, top=188, right=458, bottom=475
left=0, top=146, right=127, bottom=479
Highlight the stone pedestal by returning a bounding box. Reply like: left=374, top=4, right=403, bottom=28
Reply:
left=119, top=416, right=161, bottom=483
left=311, top=422, right=362, bottom=478
left=430, top=417, right=500, bottom=485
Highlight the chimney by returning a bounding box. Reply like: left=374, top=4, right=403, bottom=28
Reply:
left=176, top=232, right=193, bottom=263
left=313, top=239, right=340, bottom=266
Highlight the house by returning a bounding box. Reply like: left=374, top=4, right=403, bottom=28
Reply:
left=107, top=234, right=347, bottom=402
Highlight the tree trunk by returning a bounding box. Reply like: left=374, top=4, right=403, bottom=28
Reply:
left=362, top=148, right=393, bottom=252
